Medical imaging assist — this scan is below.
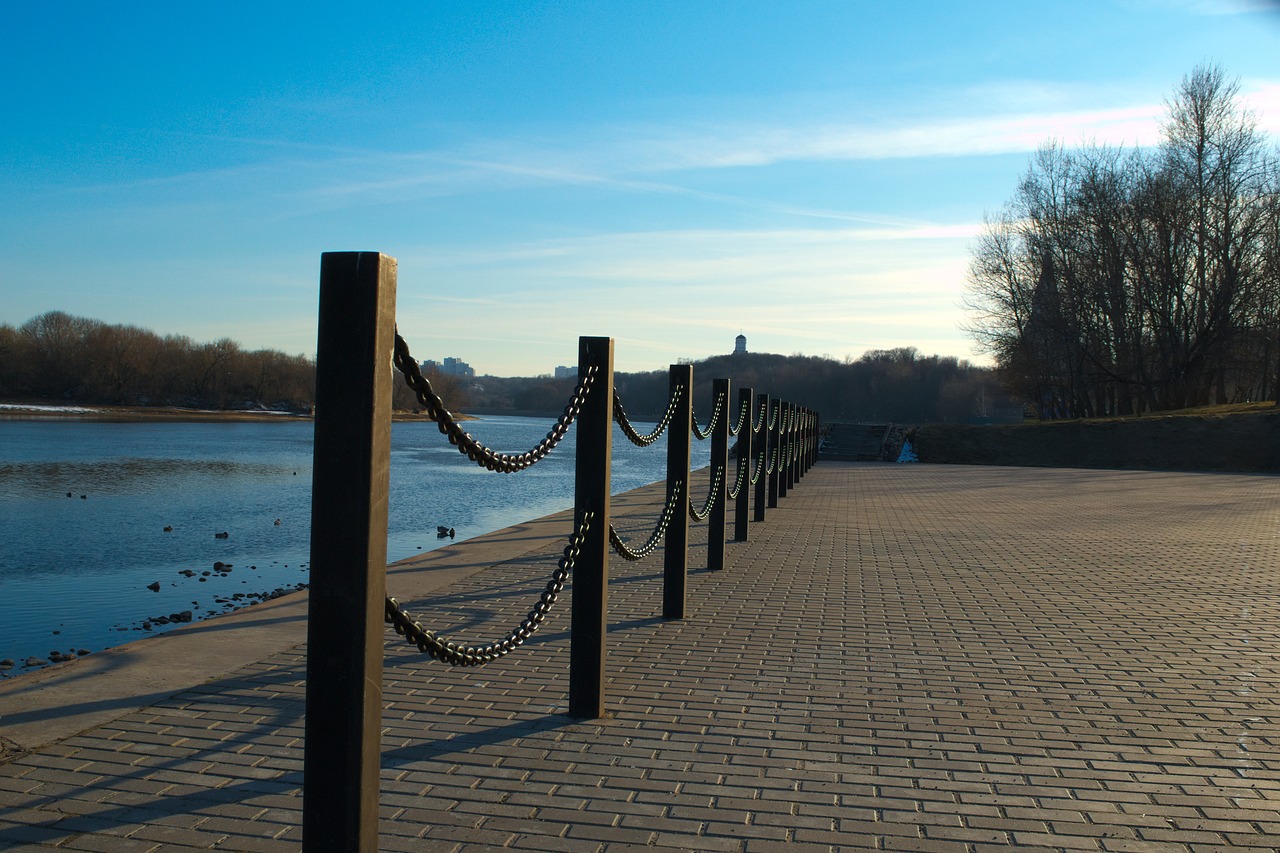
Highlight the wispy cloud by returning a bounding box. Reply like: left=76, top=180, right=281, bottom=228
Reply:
left=49, top=75, right=1277, bottom=226
left=1133, top=0, right=1280, bottom=14
left=388, top=223, right=982, bottom=373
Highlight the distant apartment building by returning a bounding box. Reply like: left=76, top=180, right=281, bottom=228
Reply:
left=421, top=357, right=476, bottom=379
left=553, top=365, right=575, bottom=379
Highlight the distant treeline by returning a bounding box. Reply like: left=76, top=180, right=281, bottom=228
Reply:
left=468, top=348, right=1005, bottom=425
left=2, top=311, right=1001, bottom=424
left=0, top=311, right=315, bottom=410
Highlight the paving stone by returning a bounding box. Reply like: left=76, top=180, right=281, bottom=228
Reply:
left=4, top=465, right=1280, bottom=850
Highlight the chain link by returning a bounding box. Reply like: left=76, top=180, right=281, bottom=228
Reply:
left=394, top=332, right=595, bottom=473
left=688, top=465, right=723, bottom=522
left=385, top=510, right=594, bottom=667
left=691, top=390, right=725, bottom=441
left=750, top=445, right=766, bottom=485
left=752, top=397, right=767, bottom=434
left=614, top=386, right=682, bottom=447
left=728, top=397, right=750, bottom=437
left=726, top=451, right=748, bottom=500
left=608, top=481, right=683, bottom=561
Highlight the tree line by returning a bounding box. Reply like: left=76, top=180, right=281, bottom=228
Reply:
left=0, top=311, right=316, bottom=410
left=965, top=65, right=1279, bottom=418
left=2, top=310, right=1002, bottom=424
left=467, top=348, right=1006, bottom=425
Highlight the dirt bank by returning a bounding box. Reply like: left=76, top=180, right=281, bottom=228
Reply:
left=911, top=409, right=1280, bottom=473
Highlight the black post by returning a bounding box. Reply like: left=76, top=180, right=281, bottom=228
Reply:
left=708, top=378, right=730, bottom=571
left=786, top=403, right=798, bottom=492
left=797, top=408, right=808, bottom=481
left=813, top=413, right=821, bottom=469
left=754, top=394, right=769, bottom=522
left=569, top=336, right=613, bottom=719
left=773, top=399, right=783, bottom=499
left=734, top=386, right=754, bottom=541
left=664, top=364, right=692, bottom=619
left=767, top=399, right=780, bottom=509
left=304, top=251, right=396, bottom=853
left=805, top=410, right=814, bottom=472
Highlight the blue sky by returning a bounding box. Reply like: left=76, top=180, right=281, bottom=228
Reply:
left=2, top=1, right=1278, bottom=375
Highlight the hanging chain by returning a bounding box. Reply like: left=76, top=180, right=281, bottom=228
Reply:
left=752, top=397, right=767, bottom=433
left=385, top=510, right=594, bottom=667
left=750, top=444, right=767, bottom=485
left=614, top=386, right=683, bottom=447
left=688, top=465, right=723, bottom=522
left=691, top=390, right=725, bottom=441
left=726, top=451, right=749, bottom=500
left=728, top=397, right=750, bottom=437
left=609, top=481, right=683, bottom=561
left=394, top=332, right=596, bottom=473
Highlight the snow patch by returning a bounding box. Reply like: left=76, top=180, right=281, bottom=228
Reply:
left=0, top=403, right=102, bottom=414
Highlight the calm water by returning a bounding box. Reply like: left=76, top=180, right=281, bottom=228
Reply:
left=0, top=415, right=705, bottom=673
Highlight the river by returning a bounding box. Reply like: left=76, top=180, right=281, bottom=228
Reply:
left=0, top=415, right=705, bottom=674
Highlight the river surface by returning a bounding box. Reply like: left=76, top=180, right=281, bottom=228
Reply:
left=0, top=415, right=705, bottom=674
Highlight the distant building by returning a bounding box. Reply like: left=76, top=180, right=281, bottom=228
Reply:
left=554, top=365, right=576, bottom=379
left=442, top=357, right=474, bottom=378
left=421, top=357, right=475, bottom=379
left=734, top=334, right=747, bottom=354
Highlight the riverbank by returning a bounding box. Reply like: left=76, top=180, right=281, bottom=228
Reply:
left=912, top=405, right=1280, bottom=472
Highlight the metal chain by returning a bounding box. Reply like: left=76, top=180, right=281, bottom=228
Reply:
left=394, top=332, right=596, bottom=473
left=688, top=465, right=723, bottom=522
left=385, top=510, right=594, bottom=667
left=614, top=386, right=682, bottom=447
left=764, top=444, right=778, bottom=475
left=691, top=391, right=725, bottom=441
left=750, top=445, right=766, bottom=485
left=608, top=481, right=683, bottom=561
left=728, top=397, right=750, bottom=438
left=726, top=452, right=748, bottom=500
left=766, top=404, right=778, bottom=431
left=752, top=398, right=767, bottom=433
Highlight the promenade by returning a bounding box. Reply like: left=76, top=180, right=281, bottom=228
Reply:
left=3, top=462, right=1280, bottom=851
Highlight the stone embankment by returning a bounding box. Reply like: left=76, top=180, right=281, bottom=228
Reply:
left=912, top=409, right=1280, bottom=472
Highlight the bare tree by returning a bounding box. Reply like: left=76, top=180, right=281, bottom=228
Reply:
left=965, top=65, right=1279, bottom=417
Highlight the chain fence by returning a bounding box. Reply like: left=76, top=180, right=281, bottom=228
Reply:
left=383, top=331, right=814, bottom=668
left=614, top=386, right=683, bottom=447
left=394, top=332, right=597, bottom=473
left=688, top=465, right=724, bottom=522
left=691, top=390, right=725, bottom=441
left=726, top=451, right=749, bottom=500
left=728, top=396, right=750, bottom=437
left=385, top=509, right=594, bottom=667
left=609, top=481, right=683, bottom=561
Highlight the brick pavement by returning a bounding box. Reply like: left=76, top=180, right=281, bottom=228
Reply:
left=3, top=463, right=1280, bottom=851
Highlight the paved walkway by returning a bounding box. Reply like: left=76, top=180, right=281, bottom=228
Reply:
left=3, top=463, right=1280, bottom=852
